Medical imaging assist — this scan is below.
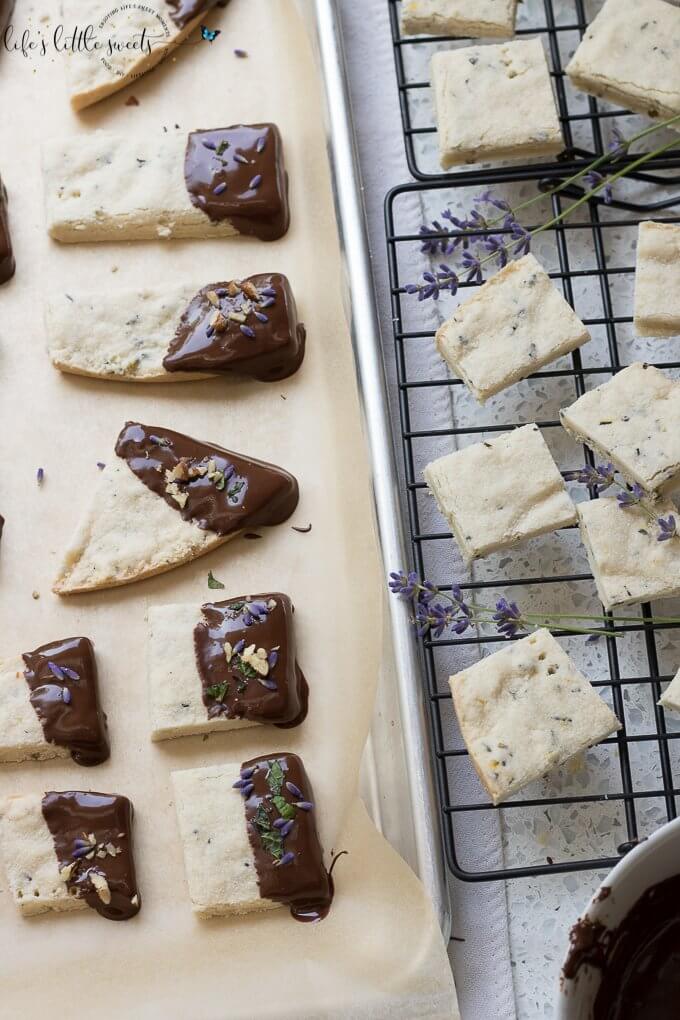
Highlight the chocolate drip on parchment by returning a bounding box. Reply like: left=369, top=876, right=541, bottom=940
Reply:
left=239, top=753, right=332, bottom=922
left=195, top=594, right=308, bottom=727
left=42, top=791, right=141, bottom=921
left=22, top=637, right=110, bottom=766
left=164, top=0, right=224, bottom=29
left=115, top=422, right=299, bottom=537
left=563, top=873, right=680, bottom=1019
left=184, top=125, right=289, bottom=241
left=163, top=273, right=306, bottom=381
left=0, top=175, right=15, bottom=285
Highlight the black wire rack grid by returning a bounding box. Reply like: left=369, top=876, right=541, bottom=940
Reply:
left=385, top=0, right=680, bottom=882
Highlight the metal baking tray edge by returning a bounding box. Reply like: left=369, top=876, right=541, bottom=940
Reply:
left=305, top=0, right=452, bottom=940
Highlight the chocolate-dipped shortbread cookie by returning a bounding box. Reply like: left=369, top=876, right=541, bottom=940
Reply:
left=0, top=637, right=109, bottom=765
left=53, top=423, right=299, bottom=594
left=0, top=174, right=15, bottom=285
left=63, top=0, right=229, bottom=111
left=0, top=790, right=141, bottom=920
left=148, top=593, right=308, bottom=741
left=173, top=754, right=332, bottom=921
left=46, top=274, right=305, bottom=384
left=44, top=124, right=289, bottom=242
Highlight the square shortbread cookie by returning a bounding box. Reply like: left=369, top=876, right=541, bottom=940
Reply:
left=578, top=497, right=680, bottom=610
left=435, top=254, right=590, bottom=403
left=566, top=0, right=680, bottom=123
left=173, top=755, right=329, bottom=919
left=423, top=423, right=577, bottom=562
left=449, top=629, right=621, bottom=804
left=431, top=39, right=563, bottom=168
left=560, top=364, right=680, bottom=496
left=401, top=0, right=518, bottom=38
left=634, top=222, right=680, bottom=337
left=659, top=667, right=680, bottom=714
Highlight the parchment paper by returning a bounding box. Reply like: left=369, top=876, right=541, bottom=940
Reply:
left=0, top=1, right=457, bottom=1016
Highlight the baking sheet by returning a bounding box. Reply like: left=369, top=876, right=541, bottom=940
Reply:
left=0, top=1, right=457, bottom=1016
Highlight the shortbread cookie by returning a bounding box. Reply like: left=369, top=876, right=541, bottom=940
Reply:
left=63, top=1, right=227, bottom=111
left=431, top=39, right=563, bottom=168
left=634, top=222, right=680, bottom=337
left=578, top=497, right=680, bottom=610
left=560, top=364, right=680, bottom=496
left=449, top=629, right=621, bottom=804
left=401, top=0, right=517, bottom=38
left=436, top=254, right=590, bottom=403
left=149, top=594, right=307, bottom=741
left=0, top=637, right=109, bottom=765
left=0, top=173, right=15, bottom=285
left=566, top=0, right=680, bottom=124
left=424, top=424, right=576, bottom=562
left=46, top=274, right=306, bottom=384
left=53, top=423, right=299, bottom=594
left=43, top=124, right=289, bottom=243
left=659, top=667, right=680, bottom=714
left=0, top=790, right=140, bottom=919
left=172, top=754, right=331, bottom=920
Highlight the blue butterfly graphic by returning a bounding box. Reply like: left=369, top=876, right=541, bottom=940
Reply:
left=200, top=25, right=221, bottom=42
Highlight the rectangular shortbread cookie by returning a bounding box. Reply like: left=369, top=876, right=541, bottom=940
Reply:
left=401, top=0, right=517, bottom=38
left=449, top=629, right=621, bottom=804
left=0, top=793, right=82, bottom=917
left=566, top=0, right=680, bottom=124
left=431, top=39, right=563, bottom=168
left=560, top=364, right=680, bottom=496
left=0, top=657, right=69, bottom=765
left=578, top=497, right=680, bottom=610
left=424, top=423, right=576, bottom=562
left=660, top=667, right=680, bottom=714
left=172, top=763, right=277, bottom=918
left=148, top=605, right=256, bottom=741
left=45, top=285, right=212, bottom=382
left=634, top=222, right=680, bottom=338
left=436, top=254, right=590, bottom=403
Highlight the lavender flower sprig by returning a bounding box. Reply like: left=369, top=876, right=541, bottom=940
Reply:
left=389, top=570, right=680, bottom=643
left=564, top=462, right=676, bottom=543
left=404, top=112, right=680, bottom=302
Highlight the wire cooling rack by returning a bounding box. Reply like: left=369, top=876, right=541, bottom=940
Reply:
left=385, top=0, right=680, bottom=882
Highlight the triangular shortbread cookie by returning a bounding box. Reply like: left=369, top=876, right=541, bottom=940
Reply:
left=54, top=423, right=299, bottom=594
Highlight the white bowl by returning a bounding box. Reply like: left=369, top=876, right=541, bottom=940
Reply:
left=557, top=817, right=680, bottom=1019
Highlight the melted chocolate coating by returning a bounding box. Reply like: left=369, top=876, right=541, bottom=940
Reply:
left=240, top=753, right=332, bottom=922
left=22, top=637, right=110, bottom=767
left=0, top=514, right=4, bottom=540
left=195, top=594, right=308, bottom=727
left=0, top=175, right=15, bottom=285
left=564, top=874, right=680, bottom=1019
left=184, top=125, right=289, bottom=241
left=164, top=0, right=223, bottom=28
left=163, top=273, right=306, bottom=381
left=115, top=422, right=299, bottom=537
left=42, top=791, right=141, bottom=921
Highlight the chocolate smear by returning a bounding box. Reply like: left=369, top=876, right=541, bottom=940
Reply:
left=163, top=273, right=305, bottom=381
left=239, top=753, right=332, bottom=922
left=184, top=124, right=289, bottom=241
left=0, top=174, right=15, bottom=285
left=42, top=791, right=141, bottom=921
left=116, top=422, right=298, bottom=537
left=563, top=873, right=680, bottom=1019
left=195, top=593, right=308, bottom=727
left=22, top=637, right=110, bottom=766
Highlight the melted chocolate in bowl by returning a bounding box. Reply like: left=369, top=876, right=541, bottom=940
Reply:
left=564, top=874, right=680, bottom=1019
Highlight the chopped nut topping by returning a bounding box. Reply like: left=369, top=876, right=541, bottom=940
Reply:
left=211, top=310, right=228, bottom=332
left=206, top=290, right=220, bottom=307
left=241, top=643, right=270, bottom=676
left=90, top=871, right=112, bottom=905
left=242, top=281, right=259, bottom=300
left=166, top=482, right=189, bottom=508
left=226, top=281, right=241, bottom=297
left=227, top=311, right=247, bottom=324
left=60, top=862, right=75, bottom=881
left=224, top=641, right=233, bottom=664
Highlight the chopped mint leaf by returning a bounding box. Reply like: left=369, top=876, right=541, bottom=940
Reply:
left=266, top=759, right=285, bottom=796
left=206, top=682, right=229, bottom=702
left=208, top=571, right=225, bottom=590
left=272, top=795, right=296, bottom=821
